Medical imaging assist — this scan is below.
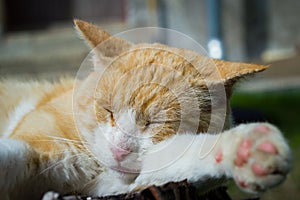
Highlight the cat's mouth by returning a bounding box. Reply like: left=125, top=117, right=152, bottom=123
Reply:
left=110, top=150, right=142, bottom=174
left=111, top=164, right=141, bottom=174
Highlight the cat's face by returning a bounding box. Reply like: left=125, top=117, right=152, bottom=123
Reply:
left=74, top=20, right=267, bottom=172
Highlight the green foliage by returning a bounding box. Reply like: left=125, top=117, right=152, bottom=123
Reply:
left=231, top=89, right=300, bottom=147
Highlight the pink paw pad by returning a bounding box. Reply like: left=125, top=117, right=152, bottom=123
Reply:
left=215, top=149, right=223, bottom=163
left=237, top=179, right=247, bottom=188
left=254, top=125, right=270, bottom=134
left=257, top=141, right=278, bottom=154
left=235, top=176, right=247, bottom=188
left=234, top=138, right=252, bottom=167
left=252, top=163, right=269, bottom=176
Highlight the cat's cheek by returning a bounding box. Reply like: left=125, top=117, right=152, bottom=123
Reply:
left=83, top=132, right=118, bottom=168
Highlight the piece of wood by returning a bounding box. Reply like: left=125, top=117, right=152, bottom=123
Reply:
left=42, top=180, right=242, bottom=200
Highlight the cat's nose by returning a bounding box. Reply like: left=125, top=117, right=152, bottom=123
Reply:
left=111, top=146, right=130, bottom=162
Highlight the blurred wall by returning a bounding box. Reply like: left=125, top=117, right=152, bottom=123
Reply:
left=0, top=0, right=299, bottom=79
left=269, top=0, right=300, bottom=50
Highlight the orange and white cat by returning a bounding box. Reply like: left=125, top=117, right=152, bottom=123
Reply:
left=0, top=20, right=292, bottom=199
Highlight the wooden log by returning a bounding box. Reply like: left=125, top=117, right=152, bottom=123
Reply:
left=42, top=180, right=243, bottom=200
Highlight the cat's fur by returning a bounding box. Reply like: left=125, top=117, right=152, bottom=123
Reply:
left=0, top=20, right=292, bottom=199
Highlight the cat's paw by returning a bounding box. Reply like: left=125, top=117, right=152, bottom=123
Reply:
left=230, top=123, right=292, bottom=193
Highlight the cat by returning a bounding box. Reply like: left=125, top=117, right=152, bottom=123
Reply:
left=0, top=19, right=292, bottom=200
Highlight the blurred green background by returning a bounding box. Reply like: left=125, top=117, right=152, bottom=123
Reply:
left=228, top=89, right=300, bottom=200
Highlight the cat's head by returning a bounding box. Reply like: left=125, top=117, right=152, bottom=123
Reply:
left=73, top=20, right=267, bottom=172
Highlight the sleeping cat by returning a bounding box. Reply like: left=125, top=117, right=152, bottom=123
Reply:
left=0, top=20, right=292, bottom=199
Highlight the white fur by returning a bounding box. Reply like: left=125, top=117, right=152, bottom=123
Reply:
left=0, top=139, right=31, bottom=192
left=87, top=169, right=133, bottom=196
left=2, top=99, right=37, bottom=138
left=0, top=137, right=101, bottom=199
left=131, top=133, right=229, bottom=191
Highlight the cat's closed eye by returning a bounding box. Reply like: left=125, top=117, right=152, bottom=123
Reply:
left=104, top=108, right=115, bottom=126
left=144, top=121, right=151, bottom=127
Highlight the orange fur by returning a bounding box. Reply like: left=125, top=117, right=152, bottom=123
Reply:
left=5, top=80, right=82, bottom=155
left=2, top=20, right=268, bottom=152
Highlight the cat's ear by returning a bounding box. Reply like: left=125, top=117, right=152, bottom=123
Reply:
left=74, top=19, right=132, bottom=59
left=213, top=59, right=268, bottom=85
left=209, top=59, right=267, bottom=96
left=182, top=49, right=267, bottom=87
left=190, top=56, right=268, bottom=96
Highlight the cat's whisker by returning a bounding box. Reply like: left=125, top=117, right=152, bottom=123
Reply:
left=26, top=139, right=87, bottom=149
left=54, top=111, right=73, bottom=115
left=27, top=139, right=84, bottom=144
left=43, top=135, right=88, bottom=145
left=37, top=152, right=86, bottom=176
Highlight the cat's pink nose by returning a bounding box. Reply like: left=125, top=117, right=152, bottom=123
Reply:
left=111, top=147, right=130, bottom=162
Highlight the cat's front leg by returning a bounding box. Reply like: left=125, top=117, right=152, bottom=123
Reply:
left=131, top=132, right=231, bottom=193
left=131, top=123, right=292, bottom=194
